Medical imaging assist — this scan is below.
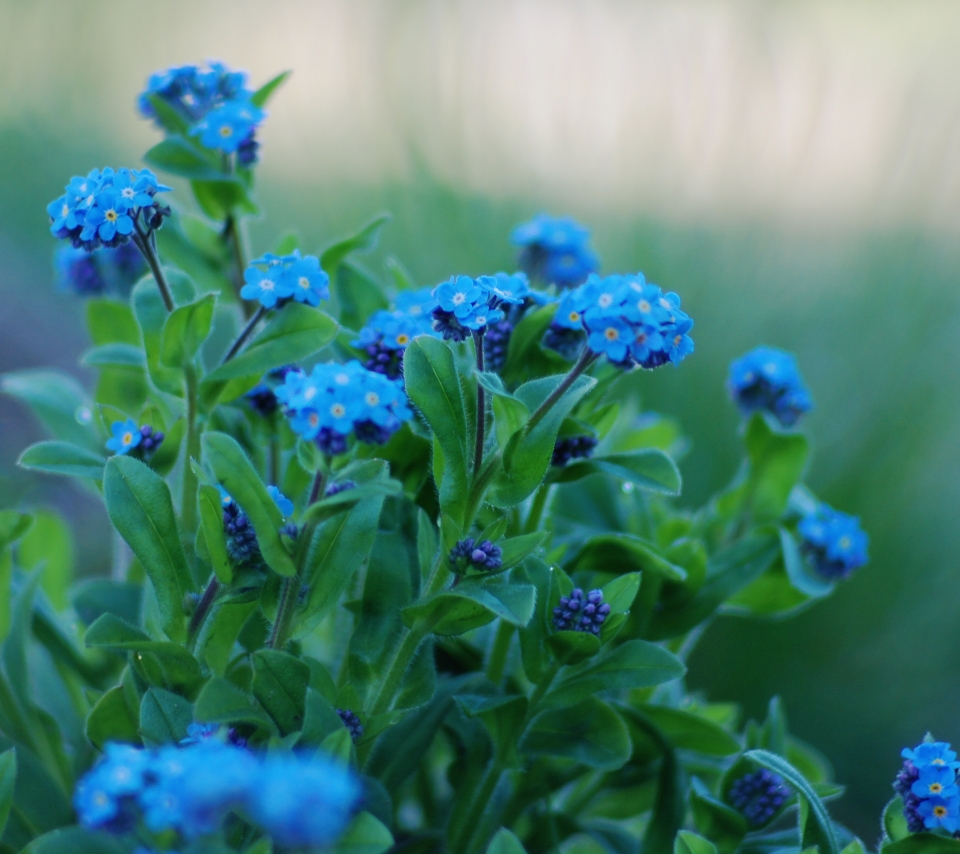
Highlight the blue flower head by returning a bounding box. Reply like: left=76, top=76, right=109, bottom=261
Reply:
left=552, top=588, right=611, bottom=635
left=798, top=504, right=869, bottom=580
left=189, top=98, right=265, bottom=153
left=241, top=251, right=328, bottom=309
left=138, top=61, right=248, bottom=125
left=919, top=795, right=960, bottom=832
left=911, top=764, right=959, bottom=800
left=395, top=286, right=439, bottom=318
left=478, top=271, right=531, bottom=306
left=728, top=346, right=813, bottom=428
left=728, top=769, right=791, bottom=827
left=267, top=486, right=294, bottom=517
left=106, top=419, right=142, bottom=455
left=902, top=741, right=960, bottom=770
left=512, top=213, right=599, bottom=287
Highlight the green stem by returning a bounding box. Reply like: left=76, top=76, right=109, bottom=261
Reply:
left=222, top=305, right=267, bottom=364
left=224, top=215, right=253, bottom=318
left=187, top=576, right=220, bottom=650
left=526, top=348, right=596, bottom=433
left=181, top=366, right=200, bottom=538
left=525, top=663, right=559, bottom=722
left=455, top=759, right=506, bottom=854
left=524, top=483, right=550, bottom=534
left=473, top=331, right=486, bottom=474
left=485, top=621, right=514, bottom=685
left=132, top=221, right=174, bottom=312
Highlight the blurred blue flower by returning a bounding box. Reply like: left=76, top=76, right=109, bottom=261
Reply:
left=268, top=485, right=294, bottom=517
left=798, top=504, right=869, bottom=580
left=727, top=346, right=813, bottom=428
left=512, top=213, right=599, bottom=287
left=729, top=769, right=791, bottom=826
left=189, top=99, right=264, bottom=154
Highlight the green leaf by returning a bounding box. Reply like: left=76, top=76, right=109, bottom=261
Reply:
left=543, top=639, right=685, bottom=710
left=637, top=706, right=740, bottom=755
left=883, top=796, right=910, bottom=843
left=103, top=456, right=192, bottom=641
left=147, top=417, right=185, bottom=478
left=0, top=512, right=32, bottom=551
left=81, top=343, right=146, bottom=367
left=160, top=294, right=216, bottom=367
left=549, top=449, right=682, bottom=495
left=881, top=837, right=960, bottom=853
left=251, top=70, right=292, bottom=107
left=332, top=261, right=390, bottom=333
left=300, top=687, right=348, bottom=747
left=133, top=271, right=196, bottom=395
left=841, top=841, right=866, bottom=854
left=21, top=827, right=128, bottom=854
left=332, top=811, right=394, bottom=854
left=745, top=748, right=839, bottom=854
left=403, top=580, right=537, bottom=637
left=478, top=372, right=530, bottom=450
left=203, top=304, right=339, bottom=385
left=642, top=723, right=684, bottom=854
left=140, top=687, right=193, bottom=745
left=200, top=597, right=258, bottom=676
left=403, top=336, right=470, bottom=527
left=321, top=213, right=391, bottom=277
left=675, top=831, right=719, bottom=854
left=0, top=749, right=16, bottom=840
left=602, top=572, right=642, bottom=613
left=198, top=485, right=233, bottom=584
left=144, top=92, right=190, bottom=135
left=202, top=432, right=297, bottom=576
left=144, top=136, right=222, bottom=180
left=191, top=177, right=258, bottom=219
left=86, top=685, right=140, bottom=749
left=781, top=526, right=833, bottom=597
left=523, top=698, right=631, bottom=770
left=87, top=298, right=140, bottom=346
left=489, top=373, right=597, bottom=508
left=73, top=578, right=142, bottom=626
left=1, top=369, right=99, bottom=449
left=18, top=509, right=73, bottom=610
left=488, top=828, right=527, bottom=854
left=546, top=631, right=601, bottom=665
left=193, top=677, right=277, bottom=735
left=689, top=778, right=748, bottom=854
left=567, top=533, right=687, bottom=582
left=253, top=650, right=310, bottom=735
left=471, top=532, right=544, bottom=576
left=18, top=441, right=105, bottom=480
left=743, top=413, right=809, bottom=521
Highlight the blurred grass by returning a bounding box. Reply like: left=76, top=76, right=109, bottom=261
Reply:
left=3, top=108, right=960, bottom=840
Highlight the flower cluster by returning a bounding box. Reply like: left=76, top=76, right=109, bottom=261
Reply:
left=431, top=272, right=531, bottom=343
left=244, top=366, right=298, bottom=418
left=353, top=287, right=439, bottom=379
left=894, top=740, right=960, bottom=833
left=277, top=361, right=413, bottom=453
left=552, top=588, right=611, bottom=635
left=220, top=485, right=293, bottom=566
left=483, top=317, right=514, bottom=372
left=728, top=769, right=791, bottom=826
left=798, top=504, right=869, bottom=580
left=551, top=434, right=598, bottom=467
left=74, top=739, right=360, bottom=848
left=337, top=709, right=364, bottom=742
left=728, top=346, right=813, bottom=428
left=138, top=61, right=265, bottom=163
left=241, top=250, right=330, bottom=309
left=48, top=168, right=171, bottom=251
left=547, top=273, right=694, bottom=369
left=106, top=420, right=165, bottom=457
left=449, top=538, right=503, bottom=572
left=512, top=213, right=599, bottom=287
left=55, top=243, right=146, bottom=297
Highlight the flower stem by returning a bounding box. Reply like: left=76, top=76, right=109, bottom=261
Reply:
left=132, top=221, right=174, bottom=312
left=485, top=620, right=514, bottom=685
left=473, top=331, right=486, bottom=475
left=181, top=365, right=200, bottom=538
left=524, top=483, right=550, bottom=534
left=222, top=305, right=267, bottom=364
left=187, top=575, right=220, bottom=649
left=526, top=348, right=596, bottom=433
left=224, top=215, right=253, bottom=318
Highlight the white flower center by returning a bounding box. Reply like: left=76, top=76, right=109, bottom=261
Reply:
left=452, top=293, right=466, bottom=305
left=330, top=403, right=346, bottom=417
left=298, top=276, right=310, bottom=290
left=598, top=294, right=613, bottom=307
left=365, top=392, right=380, bottom=406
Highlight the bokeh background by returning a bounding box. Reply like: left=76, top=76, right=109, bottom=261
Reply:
left=2, top=0, right=960, bottom=839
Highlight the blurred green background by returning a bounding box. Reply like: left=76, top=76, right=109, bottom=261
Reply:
left=2, top=0, right=960, bottom=840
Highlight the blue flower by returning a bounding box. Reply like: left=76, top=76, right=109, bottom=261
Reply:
left=512, top=213, right=599, bottom=287
left=275, top=253, right=330, bottom=306
left=81, top=188, right=134, bottom=244
left=478, top=271, right=530, bottom=306
left=240, top=265, right=282, bottom=308
left=902, top=741, right=960, bottom=770
left=728, top=346, right=813, bottom=428
left=483, top=318, right=514, bottom=372
left=449, top=538, right=503, bottom=572
left=919, top=795, right=960, bottom=832
left=189, top=98, right=265, bottom=154
left=106, top=419, right=142, bottom=455
left=55, top=247, right=107, bottom=296
left=244, top=753, right=361, bottom=848
left=728, top=769, right=791, bottom=827
left=798, top=505, right=869, bottom=580
left=912, top=765, right=959, bottom=799
left=395, top=287, right=439, bottom=318
left=585, top=313, right=633, bottom=364
left=74, top=771, right=122, bottom=829
left=268, top=486, right=294, bottom=517
left=435, top=275, right=486, bottom=318
left=138, top=61, right=249, bottom=125
left=553, top=290, right=587, bottom=330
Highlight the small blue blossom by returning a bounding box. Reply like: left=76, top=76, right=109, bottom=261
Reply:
left=729, top=769, right=791, bottom=827
left=478, top=271, right=530, bottom=306
left=268, top=486, right=294, bottom=517
left=240, top=265, right=281, bottom=308
left=106, top=419, right=142, bottom=455
left=728, top=346, right=813, bottom=428
left=275, top=253, right=330, bottom=306
left=435, top=275, right=486, bottom=318
left=919, top=795, right=960, bottom=832
left=585, top=313, right=633, bottom=365
left=395, top=286, right=439, bottom=318
left=74, top=771, right=122, bottom=829
left=903, top=741, right=960, bottom=770
left=189, top=98, right=265, bottom=154
left=512, top=213, right=599, bottom=287
left=798, top=505, right=869, bottom=580
left=138, top=61, right=248, bottom=125
left=912, top=764, right=959, bottom=800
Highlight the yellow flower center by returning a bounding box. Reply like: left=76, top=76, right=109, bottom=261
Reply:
left=935, top=805, right=949, bottom=817
left=396, top=334, right=410, bottom=345
left=931, top=783, right=944, bottom=793
left=838, top=536, right=851, bottom=550
left=935, top=759, right=946, bottom=765
left=122, top=432, right=133, bottom=445
left=105, top=209, right=118, bottom=222
left=604, top=327, right=619, bottom=341
left=61, top=204, right=69, bottom=216
left=674, top=334, right=683, bottom=346
left=568, top=311, right=580, bottom=322
left=219, top=125, right=234, bottom=137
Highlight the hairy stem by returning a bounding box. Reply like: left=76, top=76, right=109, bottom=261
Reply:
left=224, top=215, right=253, bottom=318
left=526, top=348, right=597, bottom=433
left=187, top=576, right=220, bottom=649
left=132, top=221, right=174, bottom=312
left=485, top=620, right=514, bottom=685
left=181, top=366, right=200, bottom=538
left=473, top=331, right=486, bottom=474
left=455, top=759, right=506, bottom=854
left=222, top=305, right=267, bottom=364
